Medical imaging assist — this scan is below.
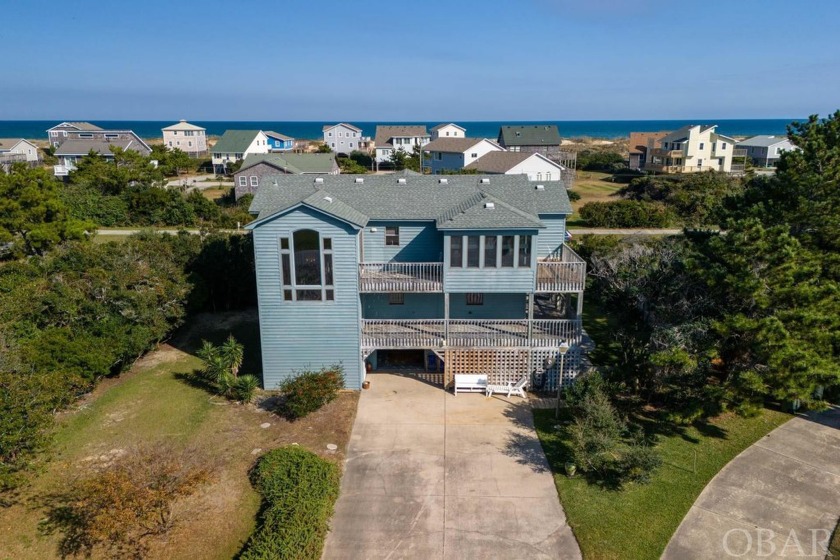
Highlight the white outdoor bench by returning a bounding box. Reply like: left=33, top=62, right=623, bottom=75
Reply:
left=453, top=374, right=488, bottom=395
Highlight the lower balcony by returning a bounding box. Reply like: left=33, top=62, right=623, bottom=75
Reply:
left=360, top=318, right=582, bottom=349
left=359, top=262, right=442, bottom=292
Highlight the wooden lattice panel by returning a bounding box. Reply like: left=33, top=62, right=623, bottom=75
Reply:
left=443, top=347, right=581, bottom=391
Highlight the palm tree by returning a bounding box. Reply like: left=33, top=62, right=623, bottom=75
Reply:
left=220, top=335, right=244, bottom=378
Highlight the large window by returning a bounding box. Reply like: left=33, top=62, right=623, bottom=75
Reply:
left=484, top=236, right=497, bottom=267
left=279, top=230, right=334, bottom=302
left=450, top=236, right=463, bottom=267
left=501, top=236, right=515, bottom=267
left=466, top=236, right=480, bottom=268
left=466, top=293, right=484, bottom=305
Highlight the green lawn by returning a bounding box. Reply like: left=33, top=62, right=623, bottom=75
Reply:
left=568, top=171, right=623, bottom=227
left=535, top=408, right=790, bottom=560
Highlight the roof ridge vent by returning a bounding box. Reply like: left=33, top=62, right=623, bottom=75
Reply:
left=438, top=178, right=448, bottom=184
left=324, top=196, right=333, bottom=203
left=397, top=177, right=407, bottom=184
left=354, top=177, right=364, bottom=183
left=480, top=178, right=490, bottom=184
left=535, top=184, right=545, bottom=190
left=314, top=177, right=324, bottom=183
left=484, top=202, right=495, bottom=209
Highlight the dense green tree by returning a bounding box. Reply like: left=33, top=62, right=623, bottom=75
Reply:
left=0, top=164, right=91, bottom=256
left=68, top=147, right=165, bottom=195
left=151, top=145, right=194, bottom=176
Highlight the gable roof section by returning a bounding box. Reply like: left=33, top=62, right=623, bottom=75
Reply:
left=498, top=125, right=561, bottom=147
left=54, top=138, right=137, bottom=156
left=436, top=193, right=543, bottom=230
left=0, top=138, right=32, bottom=151
left=374, top=125, right=429, bottom=147
left=238, top=153, right=336, bottom=174
left=248, top=175, right=571, bottom=231
left=162, top=120, right=205, bottom=132
left=423, top=137, right=488, bottom=153
left=628, top=131, right=669, bottom=154
left=736, top=135, right=790, bottom=148
left=264, top=130, right=294, bottom=141
left=323, top=123, right=362, bottom=133
left=48, top=121, right=103, bottom=132
left=431, top=123, right=466, bottom=132
left=212, top=130, right=261, bottom=154
left=466, top=152, right=566, bottom=175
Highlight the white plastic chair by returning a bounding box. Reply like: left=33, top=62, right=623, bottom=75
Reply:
left=485, top=375, right=528, bottom=398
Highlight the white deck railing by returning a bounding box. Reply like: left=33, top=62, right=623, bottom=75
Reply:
left=536, top=245, right=586, bottom=292
left=359, top=262, right=443, bottom=292
left=361, top=318, right=581, bottom=349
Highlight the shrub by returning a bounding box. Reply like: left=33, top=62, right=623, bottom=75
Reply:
left=40, top=444, right=213, bottom=559
left=279, top=366, right=345, bottom=420
left=234, top=375, right=259, bottom=403
left=578, top=200, right=675, bottom=228
left=240, top=446, right=340, bottom=560
left=566, top=189, right=581, bottom=202
left=195, top=335, right=255, bottom=402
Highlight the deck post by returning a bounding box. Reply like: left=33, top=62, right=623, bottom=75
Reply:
left=527, top=293, right=534, bottom=344
left=444, top=293, right=450, bottom=343
left=576, top=291, right=584, bottom=317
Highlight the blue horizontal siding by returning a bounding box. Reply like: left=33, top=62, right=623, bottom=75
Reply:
left=449, top=293, right=527, bottom=319
left=252, top=206, right=363, bottom=389
left=537, top=215, right=567, bottom=257
left=362, top=221, right=442, bottom=263
left=361, top=293, right=445, bottom=319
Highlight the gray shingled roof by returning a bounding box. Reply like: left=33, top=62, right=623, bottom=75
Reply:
left=431, top=123, right=466, bottom=132
left=54, top=138, right=136, bottom=156
left=323, top=123, right=362, bottom=133
left=212, top=130, right=261, bottom=154
left=498, top=125, right=561, bottom=147
left=736, top=135, right=789, bottom=147
left=301, top=191, right=369, bottom=227
left=374, top=125, right=429, bottom=147
left=239, top=153, right=336, bottom=174
left=423, top=137, right=487, bottom=153
left=50, top=122, right=103, bottom=132
left=465, top=151, right=533, bottom=173
left=0, top=139, right=27, bottom=150
left=162, top=120, right=205, bottom=131
left=246, top=174, right=571, bottom=231
left=264, top=130, right=294, bottom=141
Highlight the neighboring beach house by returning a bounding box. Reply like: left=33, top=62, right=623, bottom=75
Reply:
left=422, top=138, right=504, bottom=174
left=234, top=153, right=339, bottom=198
left=47, top=122, right=152, bottom=177
left=323, top=123, right=363, bottom=155
left=465, top=151, right=567, bottom=182
left=430, top=123, right=466, bottom=140
left=211, top=130, right=271, bottom=174
left=0, top=138, right=40, bottom=168
left=736, top=135, right=797, bottom=167
left=161, top=120, right=208, bottom=155
left=245, top=174, right=586, bottom=391
left=374, top=125, right=430, bottom=164
left=264, top=131, right=295, bottom=152
left=644, top=125, right=743, bottom=174
left=628, top=131, right=669, bottom=169
left=497, top=125, right=562, bottom=156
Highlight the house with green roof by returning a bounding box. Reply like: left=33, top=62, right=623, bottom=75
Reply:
left=211, top=130, right=270, bottom=173
left=246, top=174, right=586, bottom=391
left=497, top=125, right=562, bottom=156
left=233, top=153, right=339, bottom=198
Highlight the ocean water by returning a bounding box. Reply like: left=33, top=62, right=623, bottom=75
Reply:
left=0, top=119, right=800, bottom=141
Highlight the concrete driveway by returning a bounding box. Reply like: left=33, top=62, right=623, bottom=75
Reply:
left=323, top=373, right=580, bottom=560
left=663, top=406, right=840, bottom=559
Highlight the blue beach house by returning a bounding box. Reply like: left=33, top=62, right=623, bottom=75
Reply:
left=264, top=131, right=295, bottom=151
left=246, top=174, right=586, bottom=391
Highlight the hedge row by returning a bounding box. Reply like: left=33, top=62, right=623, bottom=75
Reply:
left=240, top=447, right=341, bottom=560
left=578, top=200, right=675, bottom=228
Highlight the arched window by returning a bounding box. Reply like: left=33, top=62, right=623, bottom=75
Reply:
left=279, top=229, right=334, bottom=302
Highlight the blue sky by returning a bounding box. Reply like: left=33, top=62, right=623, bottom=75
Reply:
left=2, top=0, right=838, bottom=120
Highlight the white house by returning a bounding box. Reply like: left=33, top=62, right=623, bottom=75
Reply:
left=645, top=125, right=740, bottom=173
left=465, top=151, right=566, bottom=182
left=162, top=120, right=207, bottom=155
left=374, top=125, right=430, bottom=164
left=211, top=130, right=271, bottom=173
left=0, top=138, right=40, bottom=166
left=736, top=135, right=797, bottom=167
left=323, top=123, right=363, bottom=154
left=430, top=123, right=466, bottom=140
left=423, top=138, right=504, bottom=174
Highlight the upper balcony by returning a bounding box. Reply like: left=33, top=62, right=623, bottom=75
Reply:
left=359, top=262, right=443, bottom=292
left=650, top=148, right=685, bottom=158
left=536, top=245, right=586, bottom=292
